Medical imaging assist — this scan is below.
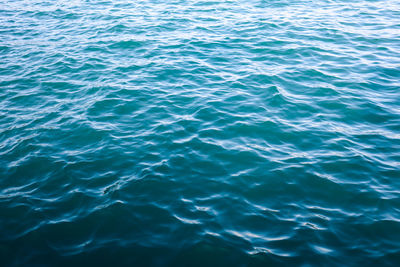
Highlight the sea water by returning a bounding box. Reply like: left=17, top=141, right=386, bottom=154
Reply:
left=1, top=0, right=399, bottom=265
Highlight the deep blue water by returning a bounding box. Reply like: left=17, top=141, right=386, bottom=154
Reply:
left=1, top=0, right=400, bottom=266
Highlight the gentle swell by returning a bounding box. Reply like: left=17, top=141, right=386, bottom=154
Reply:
left=1, top=0, right=400, bottom=266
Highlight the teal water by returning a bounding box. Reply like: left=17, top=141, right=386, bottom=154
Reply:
left=1, top=0, right=400, bottom=265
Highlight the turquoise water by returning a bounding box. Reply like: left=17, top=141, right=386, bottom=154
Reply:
left=1, top=0, right=400, bottom=265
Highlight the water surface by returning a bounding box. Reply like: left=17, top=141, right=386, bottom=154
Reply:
left=1, top=0, right=400, bottom=266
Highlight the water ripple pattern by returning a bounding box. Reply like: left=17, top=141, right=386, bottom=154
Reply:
left=1, top=0, right=399, bottom=266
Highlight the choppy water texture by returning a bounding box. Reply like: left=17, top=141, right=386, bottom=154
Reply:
left=1, top=0, right=400, bottom=266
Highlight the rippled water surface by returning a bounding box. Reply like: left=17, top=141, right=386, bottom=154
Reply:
left=1, top=0, right=400, bottom=265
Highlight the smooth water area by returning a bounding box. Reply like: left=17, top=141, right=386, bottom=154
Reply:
left=1, top=0, right=400, bottom=265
